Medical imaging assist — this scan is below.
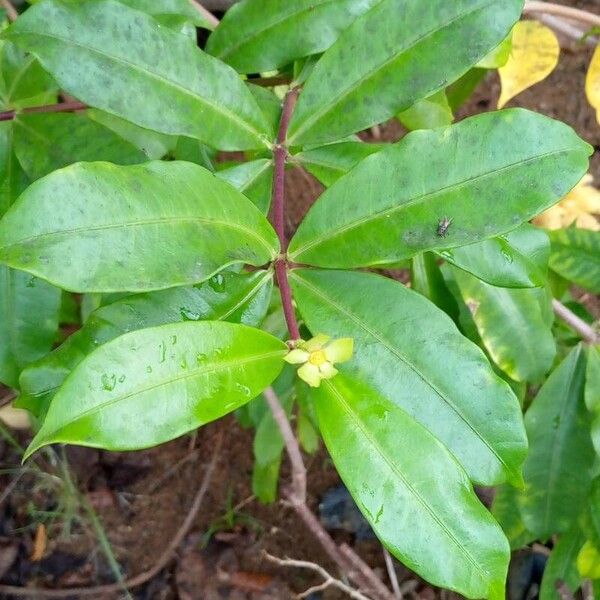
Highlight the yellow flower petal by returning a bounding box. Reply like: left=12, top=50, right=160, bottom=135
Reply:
left=318, top=362, right=338, bottom=380
left=298, top=362, right=322, bottom=388
left=324, top=338, right=354, bottom=364
left=302, top=333, right=330, bottom=352
left=284, top=348, right=310, bottom=365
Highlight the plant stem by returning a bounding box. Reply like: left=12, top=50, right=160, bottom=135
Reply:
left=523, top=1, right=600, bottom=29
left=0, top=100, right=88, bottom=122
left=553, top=299, right=599, bottom=345
left=188, top=0, right=220, bottom=29
left=272, top=87, right=301, bottom=341
left=1, top=0, right=17, bottom=22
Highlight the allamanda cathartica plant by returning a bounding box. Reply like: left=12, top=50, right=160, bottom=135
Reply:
left=1, top=0, right=600, bottom=598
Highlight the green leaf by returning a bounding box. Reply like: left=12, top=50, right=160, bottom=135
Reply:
left=439, top=224, right=550, bottom=288
left=0, top=161, right=279, bottom=292
left=206, top=0, right=378, bottom=73
left=294, top=141, right=384, bottom=187
left=581, top=477, right=600, bottom=550
left=24, top=321, right=287, bottom=457
left=290, top=268, right=527, bottom=486
left=286, top=0, right=523, bottom=146
left=297, top=405, right=319, bottom=454
left=0, top=267, right=61, bottom=388
left=288, top=110, right=591, bottom=267
left=87, top=109, right=177, bottom=160
left=13, top=112, right=148, bottom=180
left=540, top=528, right=585, bottom=600
left=491, top=484, right=535, bottom=550
left=586, top=345, right=600, bottom=458
left=0, top=41, right=58, bottom=110
left=117, top=0, right=212, bottom=28
left=397, top=90, right=453, bottom=131
left=17, top=270, right=273, bottom=417
left=548, top=228, right=600, bottom=294
left=6, top=0, right=273, bottom=150
left=451, top=267, right=556, bottom=382
left=519, top=346, right=595, bottom=538
left=314, top=373, right=509, bottom=599
left=217, top=159, right=273, bottom=214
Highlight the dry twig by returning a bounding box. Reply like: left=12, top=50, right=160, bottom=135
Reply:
left=524, top=1, right=600, bottom=29
left=552, top=299, right=599, bottom=345
left=188, top=0, right=220, bottom=29
left=0, top=0, right=17, bottom=22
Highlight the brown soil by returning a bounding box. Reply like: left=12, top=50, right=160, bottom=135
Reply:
left=2, top=3, right=600, bottom=599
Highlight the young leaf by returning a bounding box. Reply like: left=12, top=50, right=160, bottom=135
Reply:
left=548, top=228, right=600, bottom=294
left=206, top=0, right=378, bottom=73
left=0, top=266, right=61, bottom=388
left=290, top=268, right=527, bottom=486
left=24, top=321, right=287, bottom=457
left=6, top=0, right=273, bottom=150
left=540, top=528, right=585, bottom=600
left=586, top=45, right=600, bottom=124
left=286, top=0, right=523, bottom=146
left=288, top=110, right=591, bottom=268
left=397, top=90, right=454, bottom=131
left=0, top=161, right=279, bottom=292
left=438, top=224, right=550, bottom=289
left=18, top=270, right=273, bottom=417
left=519, top=346, right=595, bottom=538
left=586, top=345, right=600, bottom=458
left=294, top=141, right=384, bottom=187
left=451, top=267, right=555, bottom=382
left=314, top=373, right=509, bottom=599
left=13, top=112, right=147, bottom=180
left=498, top=20, right=560, bottom=109
left=577, top=541, right=600, bottom=579
left=491, top=484, right=535, bottom=550
left=217, top=159, right=273, bottom=214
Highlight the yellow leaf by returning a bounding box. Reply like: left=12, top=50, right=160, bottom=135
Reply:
left=586, top=44, right=600, bottom=124
left=533, top=173, right=600, bottom=231
left=498, top=20, right=560, bottom=109
left=577, top=540, right=600, bottom=580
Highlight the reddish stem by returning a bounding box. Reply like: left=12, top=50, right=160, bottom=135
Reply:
left=271, top=87, right=301, bottom=341
left=0, top=100, right=88, bottom=122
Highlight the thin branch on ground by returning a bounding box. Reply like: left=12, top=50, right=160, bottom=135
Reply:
left=1, top=0, right=17, bottom=21
left=534, top=13, right=597, bottom=46
left=555, top=580, right=576, bottom=600
left=264, top=551, right=372, bottom=600
left=189, top=0, right=220, bottom=29
left=0, top=391, right=16, bottom=409
left=0, top=433, right=222, bottom=598
left=523, top=1, right=600, bottom=29
left=582, top=580, right=594, bottom=600
left=264, top=387, right=394, bottom=600
left=0, top=100, right=88, bottom=122
left=382, top=548, right=402, bottom=600
left=552, top=299, right=599, bottom=345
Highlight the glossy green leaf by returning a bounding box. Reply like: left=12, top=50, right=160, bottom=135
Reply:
left=117, top=0, right=212, bottom=28
left=206, top=0, right=378, bottom=73
left=0, top=41, right=57, bottom=110
left=6, top=0, right=273, bottom=150
left=451, top=267, right=555, bottom=382
left=297, top=405, right=319, bottom=454
left=290, top=268, right=527, bottom=486
left=397, top=90, right=453, bottom=131
left=314, top=373, right=509, bottom=599
left=294, top=141, right=384, bottom=187
left=540, top=528, right=585, bottom=600
left=0, top=161, right=279, bottom=292
left=0, top=267, right=61, bottom=388
left=519, top=346, right=595, bottom=538
left=491, top=484, right=535, bottom=550
left=217, top=159, right=273, bottom=214
left=87, top=109, right=176, bottom=160
left=548, top=228, right=600, bottom=294
left=17, top=270, right=273, bottom=417
left=286, top=0, right=523, bottom=146
left=288, top=110, right=591, bottom=267
left=25, top=321, right=287, bottom=457
left=440, top=224, right=550, bottom=289
left=586, top=345, right=600, bottom=457
left=13, top=112, right=147, bottom=180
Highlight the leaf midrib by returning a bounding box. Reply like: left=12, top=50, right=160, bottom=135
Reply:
left=1, top=215, right=277, bottom=257
left=292, top=271, right=517, bottom=481
left=40, top=347, right=286, bottom=439
left=287, top=0, right=494, bottom=144
left=12, top=29, right=269, bottom=146
left=290, top=147, right=576, bottom=259
left=324, top=379, right=488, bottom=581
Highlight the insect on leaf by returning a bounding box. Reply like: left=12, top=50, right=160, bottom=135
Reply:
left=498, top=20, right=559, bottom=109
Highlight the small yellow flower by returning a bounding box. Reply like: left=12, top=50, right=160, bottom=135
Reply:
left=284, top=334, right=353, bottom=388
left=533, top=173, right=600, bottom=231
